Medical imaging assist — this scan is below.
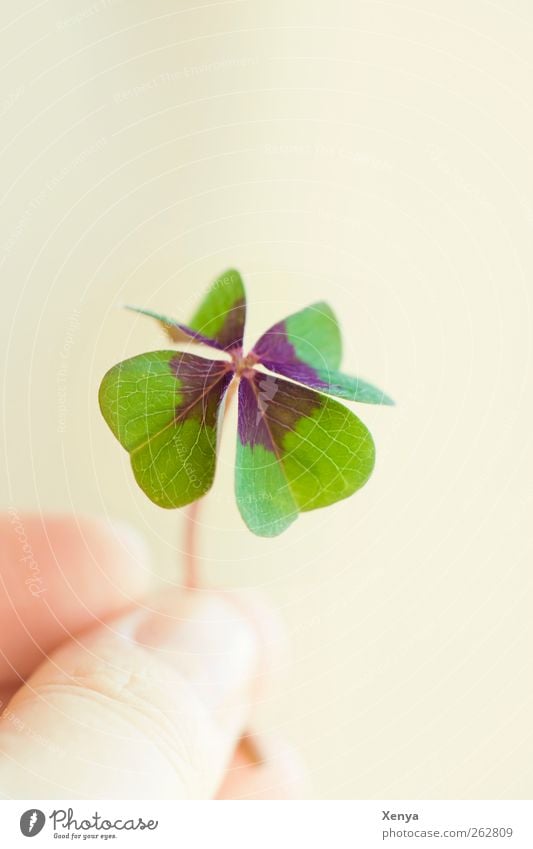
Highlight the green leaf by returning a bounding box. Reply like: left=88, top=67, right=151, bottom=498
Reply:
left=235, top=372, right=375, bottom=536
left=263, top=362, right=395, bottom=405
left=253, top=301, right=341, bottom=371
left=125, top=269, right=246, bottom=351
left=188, top=268, right=246, bottom=350
left=124, top=306, right=215, bottom=347
left=253, top=300, right=393, bottom=405
left=99, top=351, right=232, bottom=508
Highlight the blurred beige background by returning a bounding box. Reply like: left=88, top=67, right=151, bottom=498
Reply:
left=1, top=0, right=532, bottom=799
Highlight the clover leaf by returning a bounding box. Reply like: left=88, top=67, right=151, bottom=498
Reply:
left=99, top=269, right=393, bottom=537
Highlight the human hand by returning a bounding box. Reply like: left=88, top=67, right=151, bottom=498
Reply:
left=0, top=514, right=306, bottom=799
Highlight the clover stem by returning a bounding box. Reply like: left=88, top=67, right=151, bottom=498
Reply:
left=181, top=375, right=263, bottom=769
left=183, top=499, right=201, bottom=590
left=182, top=377, right=239, bottom=590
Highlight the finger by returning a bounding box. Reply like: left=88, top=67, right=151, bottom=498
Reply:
left=0, top=590, right=278, bottom=799
left=0, top=513, right=152, bottom=697
left=217, top=734, right=309, bottom=799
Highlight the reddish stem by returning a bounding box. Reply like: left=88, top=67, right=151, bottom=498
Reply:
left=182, top=376, right=237, bottom=589
left=181, top=377, right=263, bottom=769
left=183, top=499, right=201, bottom=590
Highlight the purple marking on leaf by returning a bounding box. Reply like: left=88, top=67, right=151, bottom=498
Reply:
left=237, top=371, right=322, bottom=451
left=252, top=320, right=291, bottom=361
left=168, top=352, right=233, bottom=423
left=217, top=296, right=246, bottom=351
left=260, top=359, right=331, bottom=391
left=237, top=375, right=275, bottom=450
left=252, top=322, right=322, bottom=383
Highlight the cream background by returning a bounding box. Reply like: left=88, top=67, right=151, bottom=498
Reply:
left=1, top=1, right=532, bottom=799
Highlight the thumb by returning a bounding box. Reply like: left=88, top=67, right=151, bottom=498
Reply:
left=0, top=590, right=263, bottom=799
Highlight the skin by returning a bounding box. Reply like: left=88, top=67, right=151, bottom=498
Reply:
left=0, top=514, right=307, bottom=799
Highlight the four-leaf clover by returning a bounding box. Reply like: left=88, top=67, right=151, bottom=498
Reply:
left=99, top=270, right=393, bottom=536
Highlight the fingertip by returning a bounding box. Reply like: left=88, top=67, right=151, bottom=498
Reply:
left=0, top=512, right=153, bottom=597
left=0, top=513, right=153, bottom=685
left=80, top=515, right=153, bottom=598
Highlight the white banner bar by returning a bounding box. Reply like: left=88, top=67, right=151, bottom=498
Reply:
left=1, top=800, right=532, bottom=847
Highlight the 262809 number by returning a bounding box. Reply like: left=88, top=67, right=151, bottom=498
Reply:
left=470, top=827, right=513, bottom=838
